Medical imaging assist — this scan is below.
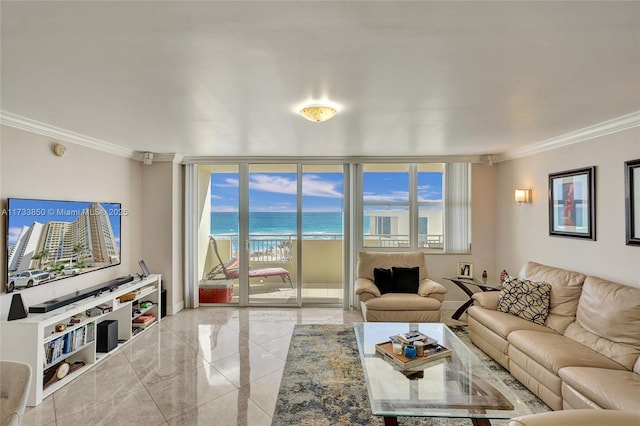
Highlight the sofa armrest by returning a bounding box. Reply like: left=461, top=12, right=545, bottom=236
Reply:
left=472, top=291, right=500, bottom=310
left=355, top=278, right=381, bottom=302
left=418, top=279, right=447, bottom=300
left=508, top=410, right=640, bottom=426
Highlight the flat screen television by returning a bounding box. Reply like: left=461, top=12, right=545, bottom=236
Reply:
left=5, top=198, right=122, bottom=293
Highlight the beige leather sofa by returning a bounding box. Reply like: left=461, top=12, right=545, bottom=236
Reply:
left=355, top=251, right=447, bottom=322
left=468, top=261, right=640, bottom=413
left=508, top=409, right=639, bottom=426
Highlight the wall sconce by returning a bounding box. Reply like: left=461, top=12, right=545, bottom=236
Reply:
left=515, top=189, right=532, bottom=205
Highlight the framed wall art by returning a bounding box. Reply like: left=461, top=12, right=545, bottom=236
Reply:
left=548, top=166, right=595, bottom=240
left=625, top=159, right=640, bottom=246
left=457, top=262, right=473, bottom=279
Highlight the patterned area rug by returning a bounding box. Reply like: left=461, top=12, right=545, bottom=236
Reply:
left=272, top=324, right=550, bottom=426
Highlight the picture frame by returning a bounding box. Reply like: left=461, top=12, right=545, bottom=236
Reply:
left=457, top=262, right=473, bottom=279
left=625, top=159, right=640, bottom=246
left=548, top=166, right=596, bottom=240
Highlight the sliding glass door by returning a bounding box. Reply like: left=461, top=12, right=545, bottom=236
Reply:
left=201, top=162, right=345, bottom=307
left=301, top=164, right=344, bottom=304
left=247, top=164, right=300, bottom=305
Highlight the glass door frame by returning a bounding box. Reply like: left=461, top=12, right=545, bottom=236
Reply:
left=190, top=160, right=350, bottom=309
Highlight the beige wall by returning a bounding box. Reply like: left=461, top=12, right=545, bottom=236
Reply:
left=0, top=125, right=143, bottom=316
left=495, top=127, right=640, bottom=288
left=141, top=161, right=184, bottom=314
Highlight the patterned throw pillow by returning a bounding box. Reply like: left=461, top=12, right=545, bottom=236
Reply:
left=497, top=277, right=551, bottom=326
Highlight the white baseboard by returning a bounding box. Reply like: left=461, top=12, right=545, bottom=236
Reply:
left=168, top=300, right=185, bottom=316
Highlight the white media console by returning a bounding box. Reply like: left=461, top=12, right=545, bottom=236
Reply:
left=0, top=274, right=162, bottom=406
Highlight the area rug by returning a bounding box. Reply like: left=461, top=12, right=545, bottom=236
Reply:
left=271, top=324, right=550, bottom=426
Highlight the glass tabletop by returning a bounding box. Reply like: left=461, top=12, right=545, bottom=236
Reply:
left=353, top=322, right=533, bottom=421
left=443, top=277, right=502, bottom=290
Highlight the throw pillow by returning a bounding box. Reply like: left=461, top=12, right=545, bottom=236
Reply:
left=497, top=277, right=551, bottom=326
left=373, top=268, right=393, bottom=294
left=390, top=266, right=420, bottom=294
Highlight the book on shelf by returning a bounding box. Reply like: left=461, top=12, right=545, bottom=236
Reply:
left=133, top=313, right=156, bottom=326
left=375, top=341, right=451, bottom=370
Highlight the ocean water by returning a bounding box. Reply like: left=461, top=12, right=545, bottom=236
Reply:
left=211, top=212, right=346, bottom=236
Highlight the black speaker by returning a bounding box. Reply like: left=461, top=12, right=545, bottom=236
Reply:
left=96, top=320, right=118, bottom=353
left=8, top=293, right=28, bottom=321
left=160, top=289, right=167, bottom=318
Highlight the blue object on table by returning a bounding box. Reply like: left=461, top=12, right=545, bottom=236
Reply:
left=404, top=344, right=417, bottom=359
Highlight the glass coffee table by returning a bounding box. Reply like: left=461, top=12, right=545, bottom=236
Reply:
left=354, top=322, right=533, bottom=426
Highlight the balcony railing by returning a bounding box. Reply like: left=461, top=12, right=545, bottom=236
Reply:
left=365, top=234, right=444, bottom=249
left=213, top=233, right=444, bottom=264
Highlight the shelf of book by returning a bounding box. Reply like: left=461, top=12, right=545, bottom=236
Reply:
left=0, top=274, right=162, bottom=407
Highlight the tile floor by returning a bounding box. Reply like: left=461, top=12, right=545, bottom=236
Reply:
left=22, top=307, right=383, bottom=426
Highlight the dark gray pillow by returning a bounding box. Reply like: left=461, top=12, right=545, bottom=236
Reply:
left=391, top=266, right=420, bottom=294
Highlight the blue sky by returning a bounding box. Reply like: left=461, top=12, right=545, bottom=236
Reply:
left=210, top=172, right=442, bottom=212
left=6, top=199, right=121, bottom=247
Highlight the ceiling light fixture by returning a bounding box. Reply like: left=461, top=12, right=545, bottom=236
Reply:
left=299, top=105, right=337, bottom=123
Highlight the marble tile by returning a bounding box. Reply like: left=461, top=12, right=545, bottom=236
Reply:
left=146, top=363, right=237, bottom=419
left=257, top=333, right=292, bottom=361
left=210, top=342, right=286, bottom=388
left=52, top=352, right=147, bottom=418
left=131, top=342, right=208, bottom=387
left=54, top=387, right=165, bottom=426
left=22, top=395, right=56, bottom=426
left=166, top=390, right=272, bottom=426
left=120, top=324, right=188, bottom=362
left=239, top=367, right=283, bottom=416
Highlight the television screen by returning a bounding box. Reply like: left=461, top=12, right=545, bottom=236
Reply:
left=5, top=198, right=122, bottom=293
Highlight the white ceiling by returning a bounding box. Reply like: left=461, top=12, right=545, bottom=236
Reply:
left=1, top=1, right=639, bottom=159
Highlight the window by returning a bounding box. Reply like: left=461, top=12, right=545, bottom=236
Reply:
left=360, top=162, right=470, bottom=252
left=376, top=217, right=391, bottom=236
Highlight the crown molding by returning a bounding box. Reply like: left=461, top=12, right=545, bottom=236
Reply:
left=0, top=110, right=136, bottom=159
left=496, top=111, right=640, bottom=162
left=135, top=152, right=184, bottom=164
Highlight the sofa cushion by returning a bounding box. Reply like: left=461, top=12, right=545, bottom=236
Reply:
left=523, top=262, right=586, bottom=333
left=373, top=268, right=393, bottom=294
left=391, top=266, right=419, bottom=293
left=508, top=409, right=640, bottom=426
left=364, top=293, right=441, bottom=311
left=559, top=366, right=640, bottom=412
left=357, top=251, right=427, bottom=281
left=468, top=305, right=554, bottom=340
left=563, top=276, right=640, bottom=370
left=497, top=277, right=551, bottom=325
left=508, top=330, right=628, bottom=374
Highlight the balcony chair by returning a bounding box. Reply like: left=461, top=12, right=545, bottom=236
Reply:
left=206, top=237, right=293, bottom=292
left=1, top=361, right=31, bottom=426
left=356, top=251, right=447, bottom=322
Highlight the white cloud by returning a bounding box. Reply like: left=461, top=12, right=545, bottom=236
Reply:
left=301, top=175, right=343, bottom=198
left=363, top=191, right=409, bottom=203
left=417, top=184, right=442, bottom=202
left=212, top=178, right=239, bottom=188
left=248, top=174, right=342, bottom=198
left=211, top=205, right=239, bottom=212
left=8, top=227, right=24, bottom=246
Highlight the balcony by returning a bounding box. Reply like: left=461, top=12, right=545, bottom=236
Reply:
left=202, top=233, right=443, bottom=305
